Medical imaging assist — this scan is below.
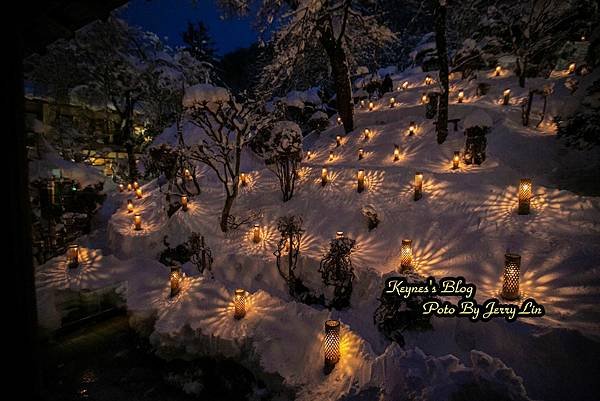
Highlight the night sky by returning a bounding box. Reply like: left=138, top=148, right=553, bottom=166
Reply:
left=118, top=0, right=258, bottom=56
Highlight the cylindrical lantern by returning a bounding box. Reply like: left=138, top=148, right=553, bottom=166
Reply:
left=240, top=172, right=247, bottom=187
left=133, top=181, right=139, bottom=190
left=394, top=145, right=400, bottom=162
left=133, top=213, right=142, bottom=231
left=181, top=195, right=188, bottom=211
left=360, top=100, right=365, bottom=108
left=568, top=63, right=576, bottom=74
left=402, top=81, right=409, bottom=90
left=234, top=289, right=246, bottom=319
left=127, top=183, right=133, bottom=192
left=118, top=184, right=124, bottom=192
left=323, top=319, right=340, bottom=373
left=329, top=150, right=334, bottom=162
left=421, top=93, right=429, bottom=104
left=414, top=172, right=423, bottom=201
left=369, top=101, right=374, bottom=111
left=495, top=66, right=501, bottom=76
left=409, top=121, right=415, bottom=136
left=336, top=231, right=344, bottom=239
left=501, top=253, right=521, bottom=300
left=66, top=244, right=79, bottom=269
left=336, top=135, right=341, bottom=147
left=400, top=239, right=413, bottom=271
left=503, top=88, right=511, bottom=106
left=358, top=148, right=364, bottom=160
left=337, top=116, right=342, bottom=125
left=389, top=97, right=396, bottom=108
left=306, top=150, right=312, bottom=160
left=184, top=168, right=192, bottom=180
left=518, top=178, right=532, bottom=215
left=425, top=75, right=432, bottom=85
left=135, top=188, right=143, bottom=199
left=170, top=265, right=183, bottom=298
left=458, top=90, right=464, bottom=103
left=126, top=199, right=134, bottom=214
left=364, top=129, right=371, bottom=141
left=252, top=223, right=261, bottom=243
left=452, top=151, right=460, bottom=170
left=357, top=169, right=365, bottom=193
left=321, top=167, right=328, bottom=186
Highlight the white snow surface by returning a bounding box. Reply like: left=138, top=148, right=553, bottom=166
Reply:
left=182, top=83, right=230, bottom=107
left=36, top=67, right=600, bottom=401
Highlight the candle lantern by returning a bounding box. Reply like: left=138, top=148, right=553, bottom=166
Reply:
left=409, top=121, right=415, bottom=136
left=127, top=183, right=132, bottom=191
left=181, top=195, right=188, bottom=211
left=133, top=213, right=142, bottom=231
left=126, top=199, right=134, bottom=213
left=457, top=90, right=464, bottom=103
left=118, top=184, right=124, bottom=192
left=360, top=100, right=365, bottom=108
left=184, top=169, right=192, bottom=180
left=368, top=101, right=374, bottom=111
left=502, top=88, right=511, bottom=105
left=170, top=265, right=183, bottom=298
left=400, top=239, right=413, bottom=271
left=306, top=150, right=312, bottom=160
left=321, top=167, right=328, bottom=186
left=394, top=145, right=400, bottom=162
left=135, top=188, right=143, bottom=199
left=389, top=97, right=396, bottom=108
left=337, top=116, right=342, bottom=125
left=452, top=151, right=460, bottom=169
left=495, top=65, right=501, bottom=76
left=336, top=231, right=344, bottom=239
left=421, top=93, right=429, bottom=104
left=234, top=289, right=247, bottom=319
left=501, top=253, right=521, bottom=300
left=336, top=135, right=341, bottom=147
left=252, top=223, right=261, bottom=243
left=358, top=148, right=364, bottom=160
left=414, top=172, right=423, bottom=201
left=133, top=181, right=139, bottom=190
left=364, top=128, right=371, bottom=141
left=329, top=150, right=334, bottom=162
left=402, top=81, right=409, bottom=90
left=568, top=63, right=576, bottom=74
left=357, top=169, right=365, bottom=193
left=66, top=244, right=79, bottom=269
left=425, top=75, right=432, bottom=85
left=518, top=178, right=532, bottom=215
left=240, top=172, right=248, bottom=187
left=323, top=319, right=341, bottom=374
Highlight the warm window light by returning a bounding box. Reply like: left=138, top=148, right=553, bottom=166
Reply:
left=66, top=244, right=79, bottom=269
left=567, top=63, right=576, bottom=74
left=170, top=265, right=183, bottom=298
left=501, top=253, right=521, bottom=300
left=127, top=183, right=132, bottom=191
left=118, top=184, right=124, bottom=192
left=424, top=75, right=432, bottom=85
left=402, top=81, right=409, bottom=90
left=336, top=135, right=341, bottom=147
left=369, top=101, right=374, bottom=111
left=518, top=178, right=532, bottom=215
left=181, top=195, right=188, bottom=211
left=389, top=97, right=396, bottom=108
left=357, top=169, right=365, bottom=193
left=324, top=319, right=341, bottom=374
left=133, top=213, right=142, bottom=231
left=358, top=148, right=364, bottom=160
left=135, top=188, right=143, bottom=199
left=452, top=151, right=460, bottom=170
left=421, top=93, right=429, bottom=104
left=394, top=145, right=400, bottom=162
left=503, top=88, right=511, bottom=106
left=234, top=289, right=247, bottom=319
left=126, top=199, right=134, bottom=213
left=495, top=65, right=501, bottom=76
left=409, top=121, right=415, bottom=136
left=240, top=172, right=248, bottom=187
left=321, top=167, right=328, bottom=186
left=414, top=172, right=423, bottom=201
left=400, top=239, right=413, bottom=271
left=458, top=90, right=464, bottom=103
left=329, top=150, right=334, bottom=161
left=364, top=128, right=371, bottom=140
left=133, top=181, right=139, bottom=190
left=252, top=223, right=261, bottom=243
left=336, top=231, right=344, bottom=239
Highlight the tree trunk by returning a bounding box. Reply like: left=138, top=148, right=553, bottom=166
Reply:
left=517, top=57, right=527, bottom=88
left=220, top=193, right=235, bottom=232
left=434, top=1, right=449, bottom=144
left=319, top=26, right=354, bottom=133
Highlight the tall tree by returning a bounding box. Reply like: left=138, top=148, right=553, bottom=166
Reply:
left=182, top=21, right=218, bottom=66
left=434, top=0, right=449, bottom=144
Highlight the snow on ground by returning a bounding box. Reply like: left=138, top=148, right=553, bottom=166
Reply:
left=36, top=67, right=600, bottom=401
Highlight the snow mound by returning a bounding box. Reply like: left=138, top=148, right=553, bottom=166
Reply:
left=464, top=109, right=493, bottom=128
left=183, top=84, right=230, bottom=107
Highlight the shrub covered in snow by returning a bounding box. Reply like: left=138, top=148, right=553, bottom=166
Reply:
left=319, top=237, right=357, bottom=309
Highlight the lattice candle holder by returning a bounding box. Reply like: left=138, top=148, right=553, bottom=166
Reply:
left=170, top=265, right=183, bottom=298
left=181, top=195, right=188, bottom=211
left=452, top=151, right=460, bottom=169
left=503, top=88, right=511, bottom=105
left=358, top=148, right=364, bottom=160
left=337, top=116, right=342, bottom=125
left=321, top=167, right=328, bottom=186
left=252, top=224, right=261, bottom=243
left=402, top=81, right=409, bottom=90
left=414, top=172, right=423, bottom=201
left=133, top=213, right=142, bottom=231
left=184, top=169, right=192, bottom=180
left=240, top=172, right=248, bottom=187
left=364, top=129, right=371, bottom=141
left=518, top=178, right=532, bottom=215
left=118, top=184, right=124, bottom=192
left=133, top=181, right=139, bottom=190
left=409, top=121, right=415, bottom=136
left=458, top=90, right=464, bottom=103
left=501, top=253, right=521, bottom=300
left=336, top=135, right=341, bottom=147
left=425, top=75, right=433, bottom=85
left=389, top=97, right=396, bottom=108
left=126, top=199, right=133, bottom=214
left=421, top=93, right=429, bottom=104
left=568, top=63, right=576, bottom=74
left=234, top=289, right=247, bottom=319
left=495, top=65, right=501, bottom=76
left=66, top=244, right=79, bottom=269
left=369, top=101, right=374, bottom=111
left=127, top=183, right=133, bottom=191
left=394, top=145, right=400, bottom=162
left=135, top=188, right=143, bottom=199
left=357, top=169, right=365, bottom=193
left=336, top=231, right=344, bottom=239
left=400, top=239, right=413, bottom=271
left=329, top=150, right=334, bottom=161
left=306, top=150, right=312, bottom=160
left=323, top=319, right=341, bottom=374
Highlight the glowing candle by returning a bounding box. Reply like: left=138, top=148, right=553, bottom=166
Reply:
left=135, top=188, right=143, bottom=199
left=568, top=63, right=576, bottom=74
left=357, top=169, right=365, bottom=193
left=336, top=231, right=344, bottom=239
left=495, top=65, right=501, bottom=76
left=126, top=199, right=134, bottom=213
left=133, top=181, right=139, bottom=190
left=414, top=172, right=423, bottom=201
left=306, top=150, right=312, bottom=160
left=181, top=195, right=188, bottom=211
left=501, top=253, right=521, bottom=300
left=364, top=128, right=371, bottom=140
left=425, top=75, right=432, bottom=85
left=518, top=178, right=532, bottom=215
left=358, top=148, right=364, bottom=160
left=329, top=150, right=334, bottom=162
left=336, top=135, right=341, bottom=147
left=360, top=100, right=365, bottom=108
left=184, top=169, right=192, bottom=180
left=240, top=172, right=247, bottom=187
left=321, top=167, right=328, bottom=186
left=127, top=183, right=132, bottom=191
left=170, top=265, right=183, bottom=298
left=458, top=90, right=464, bottom=103
left=452, top=151, right=460, bottom=169
left=389, top=97, right=396, bottom=108
left=234, top=289, right=246, bottom=319
left=394, top=145, right=400, bottom=162
left=409, top=121, right=415, bottom=136
left=337, top=116, right=342, bottom=125
left=369, top=101, right=374, bottom=111
left=118, top=184, right=124, bottom=192
left=421, top=93, right=429, bottom=104
left=400, top=239, right=413, bottom=271
left=252, top=223, right=261, bottom=243
left=324, top=319, right=340, bottom=373
left=402, top=81, right=409, bottom=90
left=66, top=244, right=79, bottom=269
left=133, top=213, right=142, bottom=231
left=503, top=88, right=511, bottom=105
